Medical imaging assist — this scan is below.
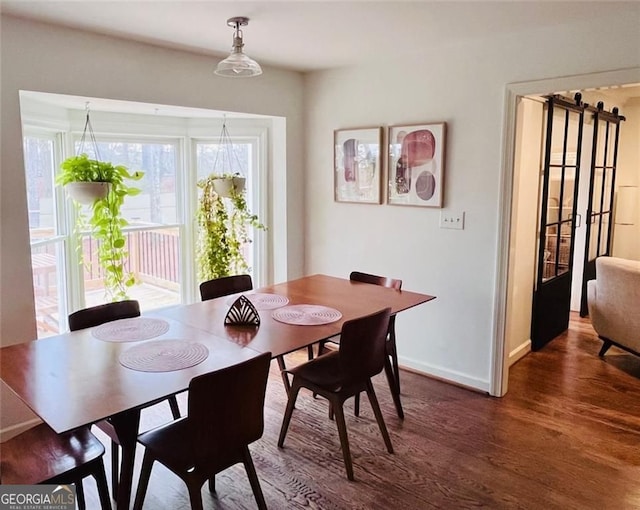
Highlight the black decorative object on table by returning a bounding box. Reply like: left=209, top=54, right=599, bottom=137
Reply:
left=225, top=295, right=260, bottom=326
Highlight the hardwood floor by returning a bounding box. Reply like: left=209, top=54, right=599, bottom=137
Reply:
left=85, top=314, right=640, bottom=509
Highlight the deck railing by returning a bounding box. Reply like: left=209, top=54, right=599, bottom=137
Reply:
left=31, top=226, right=181, bottom=337
left=83, top=227, right=180, bottom=290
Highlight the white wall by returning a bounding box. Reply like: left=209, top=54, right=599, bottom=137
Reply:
left=304, top=9, right=640, bottom=392
left=613, top=99, right=640, bottom=260
left=506, top=99, right=542, bottom=365
left=1, top=16, right=304, bottom=437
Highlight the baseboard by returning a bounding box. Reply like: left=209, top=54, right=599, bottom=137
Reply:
left=508, top=339, right=532, bottom=367
left=398, top=356, right=491, bottom=393
left=0, top=418, right=42, bottom=443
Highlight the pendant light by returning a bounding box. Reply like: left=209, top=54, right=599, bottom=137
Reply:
left=215, top=17, right=262, bottom=78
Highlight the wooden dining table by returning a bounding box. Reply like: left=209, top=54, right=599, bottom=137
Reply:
left=0, top=274, right=434, bottom=509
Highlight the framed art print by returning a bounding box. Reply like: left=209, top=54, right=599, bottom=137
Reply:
left=387, top=122, right=446, bottom=207
left=334, top=127, right=382, bottom=204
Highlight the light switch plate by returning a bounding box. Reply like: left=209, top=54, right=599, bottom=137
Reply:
left=439, top=211, right=465, bottom=230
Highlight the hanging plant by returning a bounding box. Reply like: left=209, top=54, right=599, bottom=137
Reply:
left=196, top=172, right=265, bottom=282
left=196, top=118, right=265, bottom=282
left=56, top=109, right=144, bottom=301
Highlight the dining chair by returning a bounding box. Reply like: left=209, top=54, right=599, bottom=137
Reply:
left=69, top=299, right=181, bottom=500
left=318, top=271, right=405, bottom=419
left=0, top=423, right=112, bottom=510
left=199, top=274, right=253, bottom=301
left=199, top=274, right=312, bottom=395
left=278, top=308, right=394, bottom=481
left=133, top=352, right=272, bottom=510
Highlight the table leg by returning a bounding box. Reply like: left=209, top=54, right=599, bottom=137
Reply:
left=110, top=409, right=141, bottom=510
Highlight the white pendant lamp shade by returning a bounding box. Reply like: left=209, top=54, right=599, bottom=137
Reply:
left=215, top=17, right=262, bottom=78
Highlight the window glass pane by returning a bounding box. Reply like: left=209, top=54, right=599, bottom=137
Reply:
left=546, top=166, right=562, bottom=211
left=75, top=140, right=181, bottom=309
left=591, top=169, right=603, bottom=214
left=595, top=122, right=607, bottom=167
left=556, top=232, right=571, bottom=277
left=24, top=135, right=66, bottom=338
left=24, top=137, right=56, bottom=240
left=32, top=242, right=64, bottom=337
left=75, top=141, right=178, bottom=224
left=543, top=226, right=558, bottom=281
left=606, top=126, right=616, bottom=167
left=559, top=167, right=575, bottom=224
left=602, top=168, right=613, bottom=212
left=589, top=215, right=600, bottom=259
left=196, top=142, right=251, bottom=179
left=83, top=227, right=181, bottom=310
left=566, top=111, right=581, bottom=156
left=549, top=110, right=567, bottom=157
left=599, top=213, right=610, bottom=255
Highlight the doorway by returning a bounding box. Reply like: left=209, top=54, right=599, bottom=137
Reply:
left=494, top=68, right=640, bottom=397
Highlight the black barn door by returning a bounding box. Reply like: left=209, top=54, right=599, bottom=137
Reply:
left=531, top=94, right=585, bottom=350
left=579, top=103, right=624, bottom=316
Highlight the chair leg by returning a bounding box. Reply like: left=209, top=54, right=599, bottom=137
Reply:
left=276, top=355, right=291, bottom=395
left=354, top=393, right=360, bottom=417
left=132, top=453, right=154, bottom=510
left=384, top=356, right=404, bottom=419
left=332, top=400, right=354, bottom=481
left=366, top=380, right=393, bottom=454
left=110, top=441, right=119, bottom=501
left=168, top=395, right=181, bottom=420
left=186, top=481, right=204, bottom=510
left=76, top=480, right=86, bottom=510
left=242, top=445, right=267, bottom=510
left=278, top=380, right=302, bottom=447
left=307, top=344, right=314, bottom=360
left=208, top=476, right=216, bottom=493
left=91, top=458, right=113, bottom=510
left=599, top=339, right=613, bottom=357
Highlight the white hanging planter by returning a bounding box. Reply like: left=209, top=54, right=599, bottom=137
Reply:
left=65, top=181, right=110, bottom=204
left=213, top=176, right=246, bottom=198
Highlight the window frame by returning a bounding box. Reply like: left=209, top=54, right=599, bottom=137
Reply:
left=22, top=104, right=270, bottom=334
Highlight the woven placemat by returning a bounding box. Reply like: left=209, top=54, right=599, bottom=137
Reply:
left=272, top=304, right=342, bottom=326
left=92, top=317, right=170, bottom=343
left=226, top=293, right=289, bottom=311
left=119, top=339, right=209, bottom=372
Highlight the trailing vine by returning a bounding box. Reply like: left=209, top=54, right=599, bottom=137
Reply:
left=196, top=173, right=266, bottom=282
left=57, top=154, right=144, bottom=301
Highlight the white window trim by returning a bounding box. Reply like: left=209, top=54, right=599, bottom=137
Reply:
left=22, top=99, right=271, bottom=316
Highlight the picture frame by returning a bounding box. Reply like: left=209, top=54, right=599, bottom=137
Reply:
left=387, top=122, right=446, bottom=207
left=334, top=127, right=382, bottom=204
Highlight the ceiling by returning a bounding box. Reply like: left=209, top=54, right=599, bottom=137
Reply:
left=7, top=1, right=639, bottom=117
left=2, top=1, right=638, bottom=72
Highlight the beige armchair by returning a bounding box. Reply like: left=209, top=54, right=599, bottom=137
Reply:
left=587, top=256, right=640, bottom=356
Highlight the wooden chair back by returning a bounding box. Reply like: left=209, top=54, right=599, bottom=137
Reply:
left=350, top=271, right=402, bottom=291
left=338, top=308, right=391, bottom=385
left=350, top=270, right=401, bottom=337
left=199, top=274, right=253, bottom=301
left=0, top=424, right=112, bottom=509
left=187, top=352, right=271, bottom=468
left=68, top=300, right=140, bottom=331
